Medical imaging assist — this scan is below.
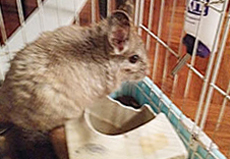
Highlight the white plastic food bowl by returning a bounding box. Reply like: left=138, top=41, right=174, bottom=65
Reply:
left=65, top=97, right=188, bottom=159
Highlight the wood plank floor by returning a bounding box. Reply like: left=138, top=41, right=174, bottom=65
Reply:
left=1, top=0, right=230, bottom=157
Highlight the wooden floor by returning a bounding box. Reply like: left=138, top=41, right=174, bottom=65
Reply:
left=1, top=0, right=230, bottom=157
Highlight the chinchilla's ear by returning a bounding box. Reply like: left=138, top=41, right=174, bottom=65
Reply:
left=116, top=0, right=134, bottom=20
left=107, top=10, right=131, bottom=55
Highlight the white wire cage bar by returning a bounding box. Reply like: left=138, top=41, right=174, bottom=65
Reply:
left=16, top=0, right=27, bottom=43
left=91, top=0, right=96, bottom=23
left=0, top=0, right=230, bottom=158
left=151, top=0, right=164, bottom=81
left=36, top=0, right=45, bottom=31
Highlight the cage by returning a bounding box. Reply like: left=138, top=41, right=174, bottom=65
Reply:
left=0, top=0, right=230, bottom=158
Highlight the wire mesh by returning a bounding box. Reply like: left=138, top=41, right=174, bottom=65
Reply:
left=136, top=0, right=230, bottom=157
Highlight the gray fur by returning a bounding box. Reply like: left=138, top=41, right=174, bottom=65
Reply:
left=0, top=11, right=148, bottom=133
left=0, top=1, right=148, bottom=158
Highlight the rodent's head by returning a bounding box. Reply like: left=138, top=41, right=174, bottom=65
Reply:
left=107, top=11, right=149, bottom=82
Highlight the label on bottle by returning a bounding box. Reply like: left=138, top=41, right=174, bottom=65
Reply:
left=184, top=0, right=223, bottom=53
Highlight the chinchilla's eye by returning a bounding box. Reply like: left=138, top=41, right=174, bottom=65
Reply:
left=129, top=55, right=139, bottom=64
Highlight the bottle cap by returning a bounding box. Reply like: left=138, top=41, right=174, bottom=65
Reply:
left=183, top=34, right=210, bottom=58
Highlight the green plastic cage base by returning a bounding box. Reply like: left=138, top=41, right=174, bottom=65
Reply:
left=110, top=77, right=226, bottom=159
